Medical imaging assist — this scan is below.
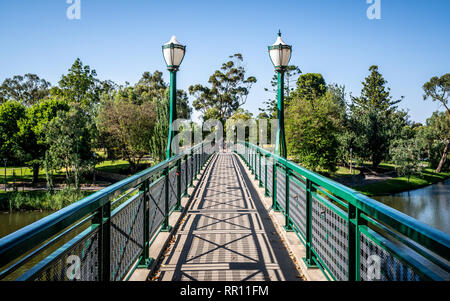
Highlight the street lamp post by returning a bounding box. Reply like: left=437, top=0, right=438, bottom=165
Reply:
left=162, top=35, right=186, bottom=159
left=268, top=30, right=292, bottom=159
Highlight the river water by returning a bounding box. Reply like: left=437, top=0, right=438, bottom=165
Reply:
left=373, top=179, right=450, bottom=234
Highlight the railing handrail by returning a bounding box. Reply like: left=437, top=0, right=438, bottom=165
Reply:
left=239, top=141, right=450, bottom=260
left=0, top=143, right=205, bottom=269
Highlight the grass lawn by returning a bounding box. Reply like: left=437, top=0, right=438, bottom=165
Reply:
left=354, top=169, right=450, bottom=197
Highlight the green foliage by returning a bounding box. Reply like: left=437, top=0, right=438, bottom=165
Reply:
left=50, top=58, right=101, bottom=110
left=0, top=74, right=50, bottom=106
left=416, top=111, right=450, bottom=172
left=0, top=101, right=26, bottom=163
left=189, top=53, right=256, bottom=122
left=349, top=65, right=406, bottom=168
left=286, top=84, right=344, bottom=172
left=292, top=73, right=327, bottom=101
left=389, top=138, right=423, bottom=182
left=44, top=106, right=94, bottom=189
left=423, top=73, right=449, bottom=115
left=97, top=97, right=156, bottom=171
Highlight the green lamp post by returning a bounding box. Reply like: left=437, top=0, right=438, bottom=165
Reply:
left=268, top=30, right=292, bottom=158
left=162, top=35, right=186, bottom=159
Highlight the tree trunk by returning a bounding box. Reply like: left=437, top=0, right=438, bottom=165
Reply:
left=435, top=140, right=449, bottom=173
left=32, top=163, right=39, bottom=186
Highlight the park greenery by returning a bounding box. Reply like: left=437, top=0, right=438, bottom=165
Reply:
left=0, top=55, right=448, bottom=210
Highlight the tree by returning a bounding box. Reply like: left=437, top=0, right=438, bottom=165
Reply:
left=189, top=53, right=256, bottom=123
left=349, top=65, right=405, bottom=168
left=260, top=65, right=301, bottom=117
left=17, top=97, right=70, bottom=184
left=423, top=73, right=450, bottom=116
left=390, top=138, right=423, bottom=183
left=97, top=99, right=156, bottom=172
left=293, top=73, right=327, bottom=101
left=286, top=85, right=344, bottom=173
left=423, top=74, right=450, bottom=172
left=416, top=111, right=450, bottom=172
left=50, top=58, right=102, bottom=112
left=0, top=101, right=26, bottom=163
left=45, top=106, right=94, bottom=189
left=0, top=74, right=50, bottom=106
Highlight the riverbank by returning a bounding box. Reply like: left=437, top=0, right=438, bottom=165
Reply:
left=0, top=189, right=94, bottom=212
left=353, top=169, right=450, bottom=197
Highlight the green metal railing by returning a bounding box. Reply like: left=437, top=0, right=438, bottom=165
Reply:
left=0, top=142, right=213, bottom=281
left=236, top=141, right=450, bottom=281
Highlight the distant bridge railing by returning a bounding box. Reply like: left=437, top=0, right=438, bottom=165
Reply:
left=0, top=142, right=213, bottom=281
left=236, top=141, right=450, bottom=281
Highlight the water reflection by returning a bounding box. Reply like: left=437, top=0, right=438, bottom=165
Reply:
left=374, top=179, right=450, bottom=234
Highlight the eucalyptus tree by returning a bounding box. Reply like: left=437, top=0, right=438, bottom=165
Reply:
left=0, top=73, right=51, bottom=106
left=189, top=53, right=257, bottom=123
left=423, top=74, right=450, bottom=172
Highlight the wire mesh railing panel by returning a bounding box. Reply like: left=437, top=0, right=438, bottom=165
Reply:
left=276, top=166, right=286, bottom=211
left=267, top=163, right=273, bottom=197
left=359, top=231, right=422, bottom=281
left=289, top=177, right=307, bottom=239
left=168, top=168, right=178, bottom=211
left=311, top=195, right=348, bottom=281
left=30, top=228, right=99, bottom=281
left=148, top=178, right=166, bottom=239
left=110, top=194, right=144, bottom=281
left=181, top=160, right=186, bottom=195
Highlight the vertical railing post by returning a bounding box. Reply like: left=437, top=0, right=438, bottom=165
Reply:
left=174, top=158, right=183, bottom=212
left=250, top=147, right=254, bottom=175
left=138, top=179, right=152, bottom=268
left=264, top=154, right=269, bottom=196
left=94, top=202, right=111, bottom=281
left=272, top=159, right=278, bottom=211
left=303, top=179, right=318, bottom=268
left=184, top=154, right=189, bottom=196
left=254, top=150, right=258, bottom=181
left=189, top=149, right=194, bottom=187
left=161, top=166, right=171, bottom=232
left=348, top=205, right=366, bottom=281
left=258, top=151, right=263, bottom=187
left=284, top=167, right=293, bottom=231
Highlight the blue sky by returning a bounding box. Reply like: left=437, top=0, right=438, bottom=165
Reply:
left=0, top=0, right=449, bottom=123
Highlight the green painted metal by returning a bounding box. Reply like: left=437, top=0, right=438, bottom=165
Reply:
left=166, top=70, right=177, bottom=160
left=161, top=166, right=172, bottom=232
left=264, top=154, right=269, bottom=196
left=258, top=151, right=263, bottom=187
left=174, top=159, right=183, bottom=212
left=235, top=141, right=450, bottom=281
left=283, top=168, right=293, bottom=232
left=275, top=70, right=287, bottom=158
left=0, top=143, right=211, bottom=281
left=138, top=179, right=152, bottom=268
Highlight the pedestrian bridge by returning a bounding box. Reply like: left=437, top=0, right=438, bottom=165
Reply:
left=0, top=142, right=449, bottom=281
